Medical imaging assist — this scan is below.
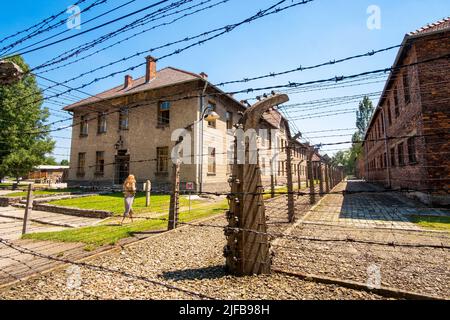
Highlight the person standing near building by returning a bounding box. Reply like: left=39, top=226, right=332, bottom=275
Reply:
left=121, top=175, right=136, bottom=225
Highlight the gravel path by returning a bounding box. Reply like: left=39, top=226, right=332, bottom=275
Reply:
left=0, top=217, right=386, bottom=300
left=1, top=181, right=447, bottom=300
left=271, top=182, right=450, bottom=299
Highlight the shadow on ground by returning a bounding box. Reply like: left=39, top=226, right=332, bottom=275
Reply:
left=161, top=265, right=228, bottom=281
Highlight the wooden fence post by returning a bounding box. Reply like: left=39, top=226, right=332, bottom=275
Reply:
left=225, top=94, right=289, bottom=276
left=168, top=161, right=180, bottom=230
left=270, top=158, right=275, bottom=199
left=318, top=161, right=324, bottom=196
left=22, top=184, right=33, bottom=235
left=285, top=124, right=295, bottom=223
left=307, top=148, right=315, bottom=204
left=325, top=163, right=330, bottom=193
left=145, top=180, right=151, bottom=207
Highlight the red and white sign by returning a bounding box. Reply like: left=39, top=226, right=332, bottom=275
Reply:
left=186, top=182, right=194, bottom=190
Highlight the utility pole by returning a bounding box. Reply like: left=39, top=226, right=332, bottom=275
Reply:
left=318, top=160, right=324, bottom=196
left=225, top=93, right=289, bottom=276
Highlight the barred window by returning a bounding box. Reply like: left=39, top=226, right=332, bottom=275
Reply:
left=97, top=113, right=107, bottom=134
left=77, top=153, right=86, bottom=176
left=156, top=147, right=169, bottom=173
left=119, top=108, right=129, bottom=130
left=158, top=101, right=170, bottom=125
left=208, top=147, right=216, bottom=174
left=403, top=70, right=411, bottom=104
left=226, top=111, right=233, bottom=130
left=80, top=115, right=88, bottom=136
left=95, top=151, right=105, bottom=176
left=407, top=137, right=417, bottom=164
left=390, top=147, right=396, bottom=167
left=398, top=143, right=405, bottom=166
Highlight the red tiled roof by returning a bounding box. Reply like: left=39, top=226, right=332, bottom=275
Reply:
left=63, top=67, right=203, bottom=110
left=408, top=17, right=450, bottom=36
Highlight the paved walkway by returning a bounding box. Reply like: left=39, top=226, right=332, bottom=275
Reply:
left=301, top=180, right=449, bottom=230
left=0, top=207, right=104, bottom=230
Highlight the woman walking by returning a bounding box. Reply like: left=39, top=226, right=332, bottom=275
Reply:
left=121, top=175, right=136, bottom=225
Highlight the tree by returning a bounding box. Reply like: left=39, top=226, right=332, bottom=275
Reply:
left=356, top=96, right=374, bottom=135
left=60, top=160, right=70, bottom=166
left=331, top=96, right=374, bottom=176
left=0, top=56, right=54, bottom=182
left=43, top=156, right=58, bottom=165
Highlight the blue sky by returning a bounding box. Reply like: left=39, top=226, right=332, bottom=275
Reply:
left=1, top=0, right=449, bottom=162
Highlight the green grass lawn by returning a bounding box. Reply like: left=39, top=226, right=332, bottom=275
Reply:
left=262, top=183, right=310, bottom=200
left=23, top=199, right=229, bottom=249
left=409, top=215, right=450, bottom=231
left=6, top=188, right=81, bottom=198
left=0, top=182, right=27, bottom=188
left=48, top=192, right=205, bottom=215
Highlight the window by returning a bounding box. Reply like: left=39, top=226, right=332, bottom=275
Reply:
left=80, top=115, right=88, bottom=136
left=387, top=102, right=392, bottom=126
left=158, top=101, right=170, bottom=125
left=208, top=147, right=216, bottom=174
left=394, top=87, right=400, bottom=118
left=407, top=137, right=417, bottom=164
left=398, top=143, right=405, bottom=166
left=226, top=111, right=233, bottom=130
left=119, top=108, right=129, bottom=130
left=77, top=153, right=86, bottom=176
left=390, top=147, right=396, bottom=167
left=207, top=102, right=216, bottom=128
left=95, top=151, right=105, bottom=176
left=156, top=147, right=169, bottom=173
left=281, top=161, right=285, bottom=176
left=281, top=139, right=285, bottom=152
left=403, top=71, right=411, bottom=104
left=97, top=113, right=107, bottom=134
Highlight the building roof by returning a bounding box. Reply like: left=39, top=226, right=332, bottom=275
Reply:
left=64, top=67, right=206, bottom=110
left=363, top=17, right=450, bottom=143
left=408, top=17, right=450, bottom=36
left=64, top=66, right=247, bottom=111
left=33, top=165, right=70, bottom=171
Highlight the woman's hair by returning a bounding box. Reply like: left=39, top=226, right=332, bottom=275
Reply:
left=123, top=175, right=136, bottom=189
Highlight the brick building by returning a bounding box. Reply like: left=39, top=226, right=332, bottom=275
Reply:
left=63, top=56, right=310, bottom=191
left=362, top=18, right=450, bottom=206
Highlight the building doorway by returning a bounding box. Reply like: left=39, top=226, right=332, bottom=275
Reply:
left=115, top=150, right=130, bottom=185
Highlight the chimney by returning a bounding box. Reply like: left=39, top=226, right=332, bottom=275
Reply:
left=145, top=56, right=157, bottom=83
left=124, top=75, right=133, bottom=89
left=199, top=72, right=208, bottom=79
